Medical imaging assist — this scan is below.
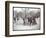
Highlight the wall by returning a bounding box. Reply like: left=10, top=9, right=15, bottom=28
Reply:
left=0, top=0, right=46, bottom=38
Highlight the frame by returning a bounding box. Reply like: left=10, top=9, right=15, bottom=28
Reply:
left=5, top=1, right=45, bottom=37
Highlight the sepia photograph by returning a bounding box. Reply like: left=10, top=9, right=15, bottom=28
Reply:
left=13, top=7, right=40, bottom=31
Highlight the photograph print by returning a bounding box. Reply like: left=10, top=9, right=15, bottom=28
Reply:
left=5, top=1, right=45, bottom=37
left=13, top=7, right=40, bottom=31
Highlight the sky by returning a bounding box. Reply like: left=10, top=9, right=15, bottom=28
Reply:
left=14, top=8, right=40, bottom=13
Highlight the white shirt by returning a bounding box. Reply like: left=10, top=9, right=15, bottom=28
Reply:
left=16, top=17, right=24, bottom=25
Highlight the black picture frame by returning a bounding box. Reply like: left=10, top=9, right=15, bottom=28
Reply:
left=5, top=1, right=45, bottom=37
